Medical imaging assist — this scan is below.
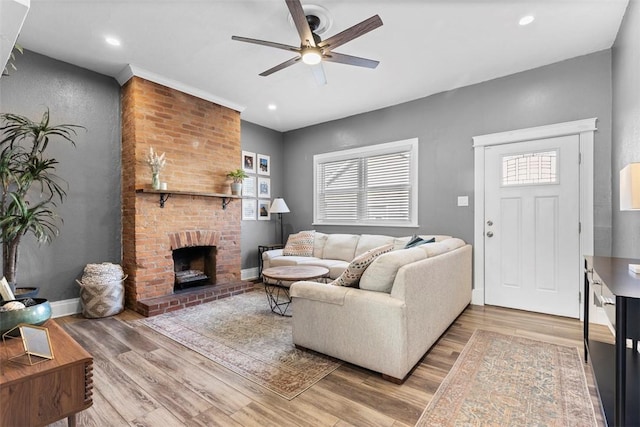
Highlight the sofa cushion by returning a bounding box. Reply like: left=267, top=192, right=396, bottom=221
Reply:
left=297, top=258, right=350, bottom=277
left=393, top=236, right=413, bottom=250
left=283, top=230, right=315, bottom=256
left=359, top=247, right=428, bottom=293
left=323, top=234, right=360, bottom=262
left=355, top=234, right=396, bottom=257
left=269, top=256, right=322, bottom=267
left=404, top=236, right=436, bottom=248
left=418, top=238, right=466, bottom=257
left=313, top=232, right=329, bottom=258
left=332, top=244, right=394, bottom=287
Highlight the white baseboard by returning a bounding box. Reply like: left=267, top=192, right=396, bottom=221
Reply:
left=50, top=298, right=81, bottom=318
left=241, top=267, right=259, bottom=281
left=51, top=269, right=259, bottom=318
left=471, top=288, right=484, bottom=305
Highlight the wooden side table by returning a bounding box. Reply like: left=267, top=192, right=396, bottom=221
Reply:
left=262, top=265, right=329, bottom=316
left=1, top=319, right=93, bottom=427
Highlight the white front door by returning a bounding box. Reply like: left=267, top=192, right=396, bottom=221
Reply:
left=484, top=135, right=581, bottom=318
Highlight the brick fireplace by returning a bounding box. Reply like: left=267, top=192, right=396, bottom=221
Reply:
left=121, top=77, right=253, bottom=316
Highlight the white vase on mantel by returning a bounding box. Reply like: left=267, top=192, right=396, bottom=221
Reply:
left=152, top=172, right=161, bottom=190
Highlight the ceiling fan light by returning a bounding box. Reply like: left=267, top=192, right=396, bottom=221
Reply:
left=519, top=15, right=535, bottom=26
left=302, top=49, right=322, bottom=65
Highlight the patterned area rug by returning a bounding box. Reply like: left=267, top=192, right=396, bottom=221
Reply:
left=140, top=290, right=341, bottom=400
left=416, top=329, right=597, bottom=427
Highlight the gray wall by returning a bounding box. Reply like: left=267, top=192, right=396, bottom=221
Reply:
left=0, top=43, right=619, bottom=299
left=240, top=121, right=285, bottom=270
left=612, top=1, right=640, bottom=258
left=282, top=51, right=613, bottom=255
left=0, top=50, right=121, bottom=301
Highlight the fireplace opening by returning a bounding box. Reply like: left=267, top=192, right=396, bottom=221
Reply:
left=172, top=246, right=216, bottom=291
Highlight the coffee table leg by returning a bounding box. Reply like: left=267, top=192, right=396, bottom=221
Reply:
left=264, top=280, right=292, bottom=316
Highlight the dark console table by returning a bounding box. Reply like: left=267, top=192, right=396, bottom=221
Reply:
left=584, top=256, right=640, bottom=426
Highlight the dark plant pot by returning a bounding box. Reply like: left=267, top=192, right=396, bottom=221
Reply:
left=0, top=298, right=51, bottom=336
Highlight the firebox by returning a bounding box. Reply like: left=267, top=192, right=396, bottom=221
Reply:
left=172, top=246, right=216, bottom=291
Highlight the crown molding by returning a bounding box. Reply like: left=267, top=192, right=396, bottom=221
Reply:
left=115, top=64, right=245, bottom=113
left=472, top=118, right=597, bottom=147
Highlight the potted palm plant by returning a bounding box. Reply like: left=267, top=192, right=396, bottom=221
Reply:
left=0, top=110, right=82, bottom=295
left=226, top=168, right=248, bottom=196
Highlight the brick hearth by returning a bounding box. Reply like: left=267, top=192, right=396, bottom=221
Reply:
left=121, top=77, right=252, bottom=316
left=136, top=282, right=256, bottom=317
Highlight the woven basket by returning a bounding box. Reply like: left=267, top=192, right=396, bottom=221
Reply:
left=77, top=263, right=127, bottom=319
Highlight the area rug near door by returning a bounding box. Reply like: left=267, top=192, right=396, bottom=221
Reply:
left=416, top=329, right=598, bottom=427
left=140, top=290, right=341, bottom=400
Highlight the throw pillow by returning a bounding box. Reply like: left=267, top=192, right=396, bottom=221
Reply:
left=404, top=235, right=435, bottom=249
left=332, top=243, right=393, bottom=287
left=283, top=230, right=315, bottom=256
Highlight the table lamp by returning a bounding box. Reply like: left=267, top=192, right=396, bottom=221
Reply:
left=620, top=163, right=640, bottom=273
left=269, top=198, right=290, bottom=244
left=621, top=163, right=640, bottom=211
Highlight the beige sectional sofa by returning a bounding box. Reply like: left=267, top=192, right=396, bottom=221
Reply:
left=261, top=233, right=453, bottom=281
left=263, top=232, right=472, bottom=382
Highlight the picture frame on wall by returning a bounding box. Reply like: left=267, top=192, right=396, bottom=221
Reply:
left=258, top=177, right=271, bottom=198
left=258, top=199, right=271, bottom=220
left=257, top=154, right=270, bottom=176
left=242, top=151, right=256, bottom=174
left=242, top=199, right=257, bottom=221
left=242, top=176, right=256, bottom=197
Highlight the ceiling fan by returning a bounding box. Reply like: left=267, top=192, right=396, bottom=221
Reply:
left=231, top=0, right=383, bottom=85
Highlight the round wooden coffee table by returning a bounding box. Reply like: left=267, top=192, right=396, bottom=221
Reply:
left=261, top=265, right=329, bottom=316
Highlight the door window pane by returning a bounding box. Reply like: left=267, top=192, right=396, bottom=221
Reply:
left=502, top=150, right=557, bottom=185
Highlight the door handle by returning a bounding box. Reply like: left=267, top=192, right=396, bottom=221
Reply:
left=487, top=220, right=493, bottom=226
left=486, top=231, right=494, bottom=237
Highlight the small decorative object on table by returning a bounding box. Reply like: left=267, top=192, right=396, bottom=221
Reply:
left=0, top=297, right=52, bottom=335
left=3, top=324, right=55, bottom=366
left=146, top=147, right=166, bottom=190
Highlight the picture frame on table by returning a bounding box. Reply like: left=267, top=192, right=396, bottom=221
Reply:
left=242, top=199, right=257, bottom=221
left=258, top=199, right=271, bottom=220
left=242, top=151, right=256, bottom=174
left=2, top=324, right=55, bottom=366
left=258, top=177, right=271, bottom=198
left=257, top=154, right=270, bottom=176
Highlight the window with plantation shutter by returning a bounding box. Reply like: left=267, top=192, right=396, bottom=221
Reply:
left=313, top=138, right=418, bottom=227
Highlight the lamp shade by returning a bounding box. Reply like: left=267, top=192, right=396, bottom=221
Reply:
left=620, top=163, right=640, bottom=210
left=269, top=198, right=290, bottom=214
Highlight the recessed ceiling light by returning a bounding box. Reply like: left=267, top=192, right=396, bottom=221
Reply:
left=268, top=104, right=277, bottom=111
left=519, top=15, right=535, bottom=26
left=105, top=36, right=121, bottom=46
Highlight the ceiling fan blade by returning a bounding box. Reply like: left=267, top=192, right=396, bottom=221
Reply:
left=311, top=63, right=327, bottom=86
left=323, top=52, right=379, bottom=69
left=285, top=0, right=316, bottom=47
left=232, top=36, right=300, bottom=53
left=318, top=15, right=383, bottom=51
left=259, top=56, right=301, bottom=76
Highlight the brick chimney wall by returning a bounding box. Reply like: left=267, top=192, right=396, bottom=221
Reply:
left=121, top=77, right=244, bottom=314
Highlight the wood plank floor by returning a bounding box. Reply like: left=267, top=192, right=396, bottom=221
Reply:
left=49, top=294, right=610, bottom=427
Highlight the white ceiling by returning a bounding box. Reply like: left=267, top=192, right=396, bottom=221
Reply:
left=15, top=0, right=629, bottom=132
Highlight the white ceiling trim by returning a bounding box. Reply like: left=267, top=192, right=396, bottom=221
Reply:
left=115, top=64, right=246, bottom=113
